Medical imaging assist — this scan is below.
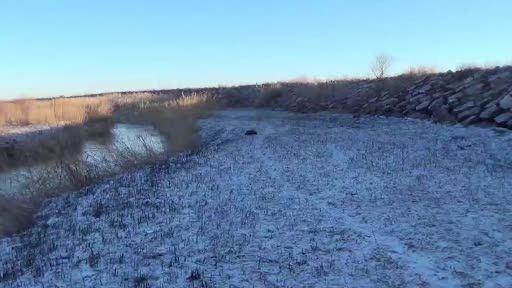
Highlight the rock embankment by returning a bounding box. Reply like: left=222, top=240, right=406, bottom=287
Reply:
left=226, top=66, right=512, bottom=130
left=364, top=67, right=512, bottom=129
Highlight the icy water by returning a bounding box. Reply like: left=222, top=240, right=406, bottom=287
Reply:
left=0, top=124, right=165, bottom=196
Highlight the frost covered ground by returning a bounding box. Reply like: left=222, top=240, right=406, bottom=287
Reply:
left=1, top=109, right=512, bottom=287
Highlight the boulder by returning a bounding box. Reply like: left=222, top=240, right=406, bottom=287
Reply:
left=428, top=98, right=445, bottom=111
left=447, top=92, right=464, bottom=104
left=498, top=94, right=512, bottom=110
left=476, top=95, right=495, bottom=107
left=463, top=83, right=484, bottom=95
left=485, top=99, right=499, bottom=108
left=382, top=98, right=399, bottom=106
left=453, top=101, right=475, bottom=113
left=395, top=100, right=408, bottom=112
left=410, top=93, right=427, bottom=102
left=489, top=71, right=511, bottom=82
left=455, top=83, right=471, bottom=93
left=417, top=84, right=433, bottom=94
left=432, top=106, right=456, bottom=123
left=507, top=120, right=512, bottom=129
left=446, top=81, right=465, bottom=90
left=457, top=107, right=481, bottom=120
left=464, top=77, right=474, bottom=84
left=494, top=112, right=512, bottom=124
left=415, top=99, right=432, bottom=112
left=461, top=116, right=478, bottom=126
left=431, top=92, right=446, bottom=99
left=479, top=105, right=500, bottom=120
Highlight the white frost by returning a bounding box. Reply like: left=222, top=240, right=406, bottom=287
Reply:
left=1, top=109, right=511, bottom=287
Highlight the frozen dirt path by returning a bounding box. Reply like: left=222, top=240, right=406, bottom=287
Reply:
left=1, top=109, right=512, bottom=287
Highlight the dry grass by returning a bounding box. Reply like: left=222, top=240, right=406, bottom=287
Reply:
left=126, top=93, right=216, bottom=154
left=0, top=120, right=115, bottom=173
left=405, top=66, right=438, bottom=76
left=0, top=93, right=217, bottom=238
left=232, top=76, right=415, bottom=112
left=0, top=140, right=163, bottom=238
left=0, top=98, right=112, bottom=126
left=0, top=92, right=156, bottom=126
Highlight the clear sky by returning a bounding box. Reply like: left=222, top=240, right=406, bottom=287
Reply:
left=1, top=0, right=511, bottom=99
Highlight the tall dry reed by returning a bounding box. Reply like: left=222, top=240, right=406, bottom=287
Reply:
left=0, top=93, right=217, bottom=238
left=127, top=93, right=216, bottom=154
left=0, top=92, right=157, bottom=126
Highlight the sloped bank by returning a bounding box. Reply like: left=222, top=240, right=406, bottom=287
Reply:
left=218, top=66, right=512, bottom=130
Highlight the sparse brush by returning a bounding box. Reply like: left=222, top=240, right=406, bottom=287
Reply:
left=0, top=122, right=114, bottom=173
left=405, top=66, right=438, bottom=76
left=127, top=93, right=216, bottom=154
left=0, top=92, right=217, bottom=238
left=0, top=127, right=169, bottom=238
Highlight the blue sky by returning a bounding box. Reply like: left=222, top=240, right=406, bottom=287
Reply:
left=1, top=0, right=511, bottom=99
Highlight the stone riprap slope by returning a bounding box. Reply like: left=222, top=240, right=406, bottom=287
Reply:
left=361, top=67, right=512, bottom=128
left=109, top=66, right=512, bottom=130
left=1, top=109, right=511, bottom=287
left=254, top=67, right=512, bottom=130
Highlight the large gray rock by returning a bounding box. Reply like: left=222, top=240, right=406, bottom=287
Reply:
left=485, top=99, right=499, bottom=108
left=476, top=95, right=495, bottom=107
left=457, top=107, right=481, bottom=120
left=416, top=98, right=432, bottom=112
left=463, top=83, right=484, bottom=95
left=447, top=92, right=464, bottom=104
left=396, top=100, right=408, bottom=111
left=410, top=93, right=427, bottom=102
left=432, top=106, right=456, bottom=123
left=453, top=101, right=475, bottom=113
left=382, top=97, right=399, bottom=106
left=507, top=120, right=512, bottom=129
left=461, top=116, right=478, bottom=126
left=417, top=84, right=433, bottom=94
left=431, top=91, right=447, bottom=99
left=479, top=105, right=500, bottom=120
left=498, top=94, right=512, bottom=110
left=455, top=83, right=471, bottom=93
left=428, top=98, right=445, bottom=111
left=494, top=112, right=512, bottom=124
left=489, top=71, right=511, bottom=82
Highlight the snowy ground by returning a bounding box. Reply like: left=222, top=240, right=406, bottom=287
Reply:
left=0, top=125, right=60, bottom=144
left=1, top=109, right=512, bottom=287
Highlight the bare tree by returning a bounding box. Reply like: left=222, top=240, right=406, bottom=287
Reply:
left=371, top=54, right=392, bottom=79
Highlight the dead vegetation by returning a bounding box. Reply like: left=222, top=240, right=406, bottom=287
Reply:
left=122, top=93, right=217, bottom=154
left=0, top=120, right=114, bottom=173
left=0, top=98, right=112, bottom=126
left=0, top=93, right=217, bottom=238
left=222, top=73, right=423, bottom=113
left=0, top=92, right=156, bottom=126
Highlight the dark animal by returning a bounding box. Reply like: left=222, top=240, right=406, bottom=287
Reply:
left=245, top=130, right=257, bottom=135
